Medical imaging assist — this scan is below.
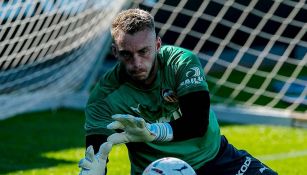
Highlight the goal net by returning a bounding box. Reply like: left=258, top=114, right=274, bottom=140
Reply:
left=131, top=0, right=307, bottom=125
left=0, top=0, right=129, bottom=119
left=1, top=0, right=306, bottom=125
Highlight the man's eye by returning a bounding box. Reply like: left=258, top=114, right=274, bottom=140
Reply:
left=119, top=51, right=131, bottom=58
left=139, top=49, right=148, bottom=55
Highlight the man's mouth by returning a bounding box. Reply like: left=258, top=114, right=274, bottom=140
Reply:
left=133, top=71, right=146, bottom=77
left=131, top=69, right=146, bottom=75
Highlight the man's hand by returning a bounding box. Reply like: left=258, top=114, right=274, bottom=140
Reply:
left=107, top=114, right=173, bottom=145
left=79, top=142, right=112, bottom=175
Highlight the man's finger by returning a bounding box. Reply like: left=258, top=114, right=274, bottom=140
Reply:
left=111, top=114, right=129, bottom=120
left=97, top=142, right=113, bottom=160
left=85, top=145, right=95, bottom=162
left=79, top=169, right=90, bottom=175
left=78, top=158, right=92, bottom=170
left=112, top=114, right=142, bottom=128
left=107, top=121, right=125, bottom=130
left=112, top=114, right=134, bottom=127
left=107, top=132, right=128, bottom=145
left=134, top=117, right=146, bottom=128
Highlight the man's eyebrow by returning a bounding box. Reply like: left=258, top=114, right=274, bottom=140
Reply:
left=118, top=50, right=131, bottom=54
left=119, top=46, right=151, bottom=53
left=138, top=46, right=152, bottom=51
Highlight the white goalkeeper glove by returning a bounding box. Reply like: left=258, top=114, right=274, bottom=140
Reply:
left=78, top=142, right=112, bottom=175
left=106, top=114, right=173, bottom=145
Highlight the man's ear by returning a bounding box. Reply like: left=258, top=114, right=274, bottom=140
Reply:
left=156, top=36, right=162, bottom=51
left=111, top=43, right=117, bottom=57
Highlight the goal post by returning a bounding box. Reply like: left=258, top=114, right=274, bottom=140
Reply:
left=130, top=0, right=307, bottom=126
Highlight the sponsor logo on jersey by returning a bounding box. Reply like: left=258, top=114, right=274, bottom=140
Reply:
left=236, top=156, right=251, bottom=175
left=180, top=77, right=204, bottom=86
left=180, top=67, right=204, bottom=87
left=161, top=89, right=178, bottom=103
left=130, top=104, right=141, bottom=114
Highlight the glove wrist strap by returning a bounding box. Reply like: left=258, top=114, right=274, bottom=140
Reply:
left=147, top=123, right=173, bottom=141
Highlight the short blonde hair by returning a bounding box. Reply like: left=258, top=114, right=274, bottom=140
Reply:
left=111, top=8, right=155, bottom=39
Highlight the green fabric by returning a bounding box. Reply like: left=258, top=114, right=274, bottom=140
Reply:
left=85, top=45, right=221, bottom=174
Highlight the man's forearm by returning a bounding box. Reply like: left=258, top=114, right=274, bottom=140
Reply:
left=86, top=134, right=108, bottom=153
left=170, top=90, right=210, bottom=141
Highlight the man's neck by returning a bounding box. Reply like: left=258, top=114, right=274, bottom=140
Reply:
left=144, top=58, right=158, bottom=85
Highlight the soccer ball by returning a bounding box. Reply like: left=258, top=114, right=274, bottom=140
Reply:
left=142, top=157, right=196, bottom=175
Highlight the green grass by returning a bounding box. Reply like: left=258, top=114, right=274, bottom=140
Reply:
left=0, top=108, right=306, bottom=175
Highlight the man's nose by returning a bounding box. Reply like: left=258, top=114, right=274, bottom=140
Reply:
left=132, top=55, right=142, bottom=68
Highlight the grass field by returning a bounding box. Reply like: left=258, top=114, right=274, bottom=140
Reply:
left=0, top=108, right=306, bottom=175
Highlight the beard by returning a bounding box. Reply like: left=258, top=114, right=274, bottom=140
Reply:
left=127, top=58, right=157, bottom=85
left=129, top=70, right=148, bottom=81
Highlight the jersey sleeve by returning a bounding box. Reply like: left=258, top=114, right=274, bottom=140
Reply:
left=175, top=50, right=209, bottom=97
left=84, top=65, right=121, bottom=136
left=85, top=83, right=116, bottom=136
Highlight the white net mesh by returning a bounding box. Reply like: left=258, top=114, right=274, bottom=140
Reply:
left=1, top=0, right=306, bottom=122
left=0, top=0, right=128, bottom=119
left=132, top=0, right=307, bottom=116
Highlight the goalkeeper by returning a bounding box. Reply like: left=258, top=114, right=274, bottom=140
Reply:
left=79, top=8, right=277, bottom=175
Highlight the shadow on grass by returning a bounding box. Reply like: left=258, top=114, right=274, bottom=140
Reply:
left=0, top=108, right=85, bottom=174
left=218, top=121, right=240, bottom=127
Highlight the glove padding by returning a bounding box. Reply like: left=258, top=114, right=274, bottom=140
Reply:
left=79, top=142, right=112, bottom=175
left=107, top=114, right=173, bottom=145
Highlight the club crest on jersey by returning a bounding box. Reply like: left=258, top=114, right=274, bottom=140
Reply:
left=161, top=89, right=178, bottom=103
left=180, top=67, right=204, bottom=87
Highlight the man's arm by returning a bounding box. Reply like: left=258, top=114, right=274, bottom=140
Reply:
left=79, top=135, right=109, bottom=175
left=85, top=134, right=109, bottom=174
left=86, top=134, right=108, bottom=153
left=170, top=90, right=210, bottom=141
left=106, top=90, right=210, bottom=144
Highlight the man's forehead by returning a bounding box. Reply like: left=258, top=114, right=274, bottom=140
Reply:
left=114, top=30, right=155, bottom=50
left=117, top=44, right=151, bottom=53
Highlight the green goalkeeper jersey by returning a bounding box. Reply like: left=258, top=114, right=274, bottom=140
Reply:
left=85, top=45, right=221, bottom=174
